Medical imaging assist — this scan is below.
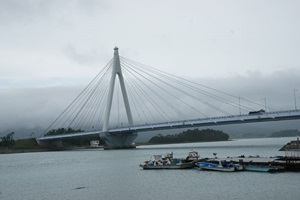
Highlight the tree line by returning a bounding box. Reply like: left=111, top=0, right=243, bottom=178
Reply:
left=45, top=128, right=106, bottom=146
left=0, top=132, right=15, bottom=147
left=45, top=128, right=84, bottom=136
left=0, top=128, right=106, bottom=149
left=148, top=128, right=229, bottom=144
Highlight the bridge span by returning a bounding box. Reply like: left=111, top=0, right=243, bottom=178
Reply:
left=37, top=47, right=300, bottom=148
left=37, top=109, right=300, bottom=142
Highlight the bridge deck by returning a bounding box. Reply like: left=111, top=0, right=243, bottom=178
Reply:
left=37, top=110, right=300, bottom=141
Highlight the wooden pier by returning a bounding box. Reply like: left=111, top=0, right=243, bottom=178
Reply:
left=204, top=156, right=300, bottom=171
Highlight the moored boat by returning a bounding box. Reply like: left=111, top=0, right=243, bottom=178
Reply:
left=244, top=165, right=285, bottom=172
left=139, top=152, right=196, bottom=170
left=196, top=160, right=243, bottom=172
left=185, top=150, right=200, bottom=162
left=234, top=163, right=244, bottom=171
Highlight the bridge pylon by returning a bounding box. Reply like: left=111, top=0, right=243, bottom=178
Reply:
left=100, top=47, right=137, bottom=148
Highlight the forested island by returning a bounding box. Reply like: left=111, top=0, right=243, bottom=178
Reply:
left=147, top=128, right=229, bottom=144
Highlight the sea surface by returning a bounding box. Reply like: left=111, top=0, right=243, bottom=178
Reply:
left=0, top=137, right=299, bottom=200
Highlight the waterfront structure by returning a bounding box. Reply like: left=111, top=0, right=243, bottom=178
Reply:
left=100, top=47, right=136, bottom=148
left=280, top=137, right=300, bottom=159
left=36, top=48, right=300, bottom=149
left=90, top=140, right=100, bottom=148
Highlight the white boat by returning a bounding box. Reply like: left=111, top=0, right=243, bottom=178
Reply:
left=185, top=150, right=199, bottom=161
left=139, top=152, right=197, bottom=170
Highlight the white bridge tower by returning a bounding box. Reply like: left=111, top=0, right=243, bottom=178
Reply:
left=100, top=47, right=137, bottom=148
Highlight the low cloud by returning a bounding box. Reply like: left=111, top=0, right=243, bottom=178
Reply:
left=63, top=43, right=111, bottom=66
left=0, top=68, right=299, bottom=137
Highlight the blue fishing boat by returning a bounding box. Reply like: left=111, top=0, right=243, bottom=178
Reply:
left=196, top=160, right=243, bottom=172
left=244, top=165, right=285, bottom=172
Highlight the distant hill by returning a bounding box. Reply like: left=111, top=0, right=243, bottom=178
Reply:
left=227, top=132, right=268, bottom=139
left=269, top=129, right=300, bottom=138
left=148, top=128, right=229, bottom=144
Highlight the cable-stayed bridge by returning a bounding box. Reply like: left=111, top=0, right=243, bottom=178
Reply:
left=37, top=47, right=300, bottom=148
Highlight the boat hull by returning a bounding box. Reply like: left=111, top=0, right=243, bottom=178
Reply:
left=199, top=166, right=235, bottom=172
left=244, top=165, right=284, bottom=172
left=140, top=162, right=195, bottom=170
left=196, top=162, right=237, bottom=172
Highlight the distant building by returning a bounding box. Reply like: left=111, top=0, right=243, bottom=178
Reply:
left=90, top=140, right=100, bottom=148
left=279, top=137, right=300, bottom=159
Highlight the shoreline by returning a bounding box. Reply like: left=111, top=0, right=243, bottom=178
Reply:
left=0, top=146, right=104, bottom=154
left=0, top=148, right=53, bottom=154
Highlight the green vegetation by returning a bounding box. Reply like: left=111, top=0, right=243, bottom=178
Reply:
left=148, top=128, right=229, bottom=144
left=45, top=128, right=84, bottom=136
left=14, top=138, right=40, bottom=149
left=45, top=127, right=106, bottom=147
left=0, top=128, right=106, bottom=153
left=0, top=132, right=15, bottom=147
left=0, top=132, right=45, bottom=153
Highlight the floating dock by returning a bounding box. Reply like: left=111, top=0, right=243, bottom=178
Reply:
left=204, top=156, right=300, bottom=171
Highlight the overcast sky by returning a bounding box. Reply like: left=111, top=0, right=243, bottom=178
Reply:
left=1, top=0, right=300, bottom=133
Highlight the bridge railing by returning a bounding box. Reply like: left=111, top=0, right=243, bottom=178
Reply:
left=39, top=109, right=300, bottom=139
left=110, top=109, right=300, bottom=132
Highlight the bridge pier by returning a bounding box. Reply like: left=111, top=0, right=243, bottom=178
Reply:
left=100, top=131, right=137, bottom=149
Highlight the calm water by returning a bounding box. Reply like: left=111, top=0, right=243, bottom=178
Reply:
left=1, top=137, right=299, bottom=200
